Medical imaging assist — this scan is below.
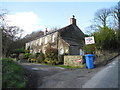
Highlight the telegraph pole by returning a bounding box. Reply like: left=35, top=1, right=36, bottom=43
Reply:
left=118, top=1, right=120, bottom=40
left=118, top=1, right=120, bottom=52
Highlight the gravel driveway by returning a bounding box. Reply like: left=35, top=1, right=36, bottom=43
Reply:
left=19, top=63, right=104, bottom=88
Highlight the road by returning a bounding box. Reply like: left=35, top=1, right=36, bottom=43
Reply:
left=82, top=55, right=119, bottom=88
left=19, top=55, right=119, bottom=88
left=20, top=63, right=66, bottom=88
left=20, top=63, right=102, bottom=88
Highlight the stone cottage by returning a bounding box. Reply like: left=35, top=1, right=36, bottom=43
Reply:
left=25, top=15, right=84, bottom=55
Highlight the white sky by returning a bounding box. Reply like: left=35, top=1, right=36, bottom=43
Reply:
left=6, top=12, right=45, bottom=36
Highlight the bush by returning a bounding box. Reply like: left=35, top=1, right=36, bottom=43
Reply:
left=24, top=53, right=32, bottom=59
left=13, top=48, right=25, bottom=54
left=58, top=55, right=64, bottom=64
left=36, top=51, right=45, bottom=63
left=44, top=47, right=58, bottom=65
left=82, top=44, right=96, bottom=54
left=10, top=54, right=17, bottom=58
left=28, top=54, right=37, bottom=62
left=2, top=58, right=13, bottom=61
left=12, top=48, right=25, bottom=59
left=35, top=53, right=40, bottom=58
left=44, top=58, right=59, bottom=65
left=19, top=53, right=25, bottom=60
left=25, top=50, right=30, bottom=53
left=29, top=54, right=36, bottom=59
left=2, top=58, right=28, bottom=88
left=94, top=27, right=117, bottom=50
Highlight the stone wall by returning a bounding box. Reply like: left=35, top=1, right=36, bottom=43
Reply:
left=94, top=51, right=119, bottom=66
left=64, top=55, right=83, bottom=66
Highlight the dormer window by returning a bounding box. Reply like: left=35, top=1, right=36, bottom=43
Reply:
left=45, top=37, right=47, bottom=44
left=52, top=35, right=55, bottom=43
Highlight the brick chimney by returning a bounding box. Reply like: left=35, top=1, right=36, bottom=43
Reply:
left=70, top=15, right=76, bottom=25
left=44, top=28, right=48, bottom=35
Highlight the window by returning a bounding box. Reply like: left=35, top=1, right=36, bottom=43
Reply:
left=45, top=37, right=47, bottom=44
left=35, top=40, right=38, bottom=46
left=80, top=49, right=84, bottom=56
left=36, top=40, right=38, bottom=46
left=59, top=48, right=64, bottom=55
left=26, top=43, right=29, bottom=50
left=33, top=41, right=35, bottom=46
left=39, top=38, right=42, bottom=45
left=52, top=35, right=55, bottom=43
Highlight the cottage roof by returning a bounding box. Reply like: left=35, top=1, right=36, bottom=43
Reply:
left=28, top=15, right=84, bottom=45
left=33, top=24, right=73, bottom=39
left=29, top=24, right=84, bottom=45
left=62, top=38, right=82, bottom=46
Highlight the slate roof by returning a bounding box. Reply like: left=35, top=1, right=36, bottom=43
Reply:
left=29, top=23, right=84, bottom=46
left=32, top=24, right=73, bottom=40
left=62, top=38, right=82, bottom=46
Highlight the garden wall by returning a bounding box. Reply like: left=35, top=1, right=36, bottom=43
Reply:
left=64, top=55, right=83, bottom=66
left=94, top=51, right=119, bottom=66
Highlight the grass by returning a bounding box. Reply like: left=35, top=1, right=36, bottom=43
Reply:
left=55, top=64, right=86, bottom=69
left=38, top=62, right=86, bottom=69
left=2, top=58, right=28, bottom=88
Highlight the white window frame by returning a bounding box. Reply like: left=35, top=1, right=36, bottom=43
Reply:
left=35, top=40, right=37, bottom=46
left=36, top=40, right=38, bottom=46
left=45, top=37, right=47, bottom=44
left=39, top=38, right=42, bottom=45
left=26, top=43, right=28, bottom=50
left=52, top=35, right=55, bottom=43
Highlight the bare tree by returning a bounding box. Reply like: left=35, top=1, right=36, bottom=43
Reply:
left=0, top=8, right=24, bottom=57
left=94, top=8, right=111, bottom=27
left=108, top=5, right=119, bottom=31
left=118, top=2, right=120, bottom=42
left=2, top=26, right=24, bottom=57
left=0, top=8, right=8, bottom=59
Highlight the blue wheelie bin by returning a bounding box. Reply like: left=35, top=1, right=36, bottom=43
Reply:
left=85, top=54, right=94, bottom=69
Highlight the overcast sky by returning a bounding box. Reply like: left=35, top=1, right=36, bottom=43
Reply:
left=0, top=1, right=118, bottom=36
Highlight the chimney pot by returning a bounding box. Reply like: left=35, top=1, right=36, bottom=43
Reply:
left=70, top=15, right=76, bottom=25
left=44, top=28, right=48, bottom=35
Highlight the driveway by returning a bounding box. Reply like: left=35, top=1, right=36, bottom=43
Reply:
left=19, top=63, right=103, bottom=88
left=20, top=63, right=66, bottom=88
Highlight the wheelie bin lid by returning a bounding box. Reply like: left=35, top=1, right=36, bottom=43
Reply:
left=85, top=54, right=94, bottom=56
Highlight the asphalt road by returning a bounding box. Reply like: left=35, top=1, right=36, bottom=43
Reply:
left=19, top=55, right=119, bottom=88
left=20, top=63, right=103, bottom=88
left=82, top=55, right=119, bottom=88
left=20, top=63, right=66, bottom=88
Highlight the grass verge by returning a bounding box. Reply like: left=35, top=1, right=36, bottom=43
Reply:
left=39, top=62, right=86, bottom=69
left=55, top=64, right=86, bottom=69
left=2, top=58, right=28, bottom=88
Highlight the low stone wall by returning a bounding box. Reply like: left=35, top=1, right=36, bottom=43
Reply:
left=94, top=51, right=119, bottom=66
left=64, top=55, right=83, bottom=66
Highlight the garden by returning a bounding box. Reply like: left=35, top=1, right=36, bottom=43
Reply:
left=11, top=46, right=63, bottom=65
